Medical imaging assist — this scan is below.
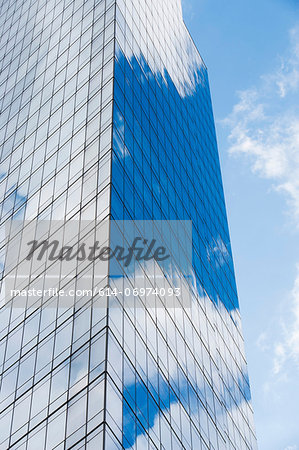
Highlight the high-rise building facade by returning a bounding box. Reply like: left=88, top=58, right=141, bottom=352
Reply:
left=0, top=0, right=257, bottom=449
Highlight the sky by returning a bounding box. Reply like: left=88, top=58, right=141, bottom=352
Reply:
left=182, top=1, right=299, bottom=449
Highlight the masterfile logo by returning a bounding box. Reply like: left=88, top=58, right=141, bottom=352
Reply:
left=3, top=219, right=192, bottom=308
left=25, top=236, right=170, bottom=266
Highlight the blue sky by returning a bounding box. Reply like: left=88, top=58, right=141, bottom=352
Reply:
left=182, top=1, right=299, bottom=449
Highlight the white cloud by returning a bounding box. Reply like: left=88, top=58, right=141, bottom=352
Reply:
left=285, top=265, right=299, bottom=362
left=273, top=27, right=299, bottom=98
left=270, top=265, right=299, bottom=375
left=207, top=235, right=229, bottom=268
left=224, top=26, right=299, bottom=225
left=273, top=343, right=287, bottom=375
left=256, top=332, right=270, bottom=352
left=224, top=25, right=299, bottom=378
left=122, top=0, right=204, bottom=97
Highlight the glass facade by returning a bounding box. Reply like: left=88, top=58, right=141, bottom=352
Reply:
left=0, top=0, right=257, bottom=449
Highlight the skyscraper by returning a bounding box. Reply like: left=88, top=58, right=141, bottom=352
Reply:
left=0, top=0, right=257, bottom=449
